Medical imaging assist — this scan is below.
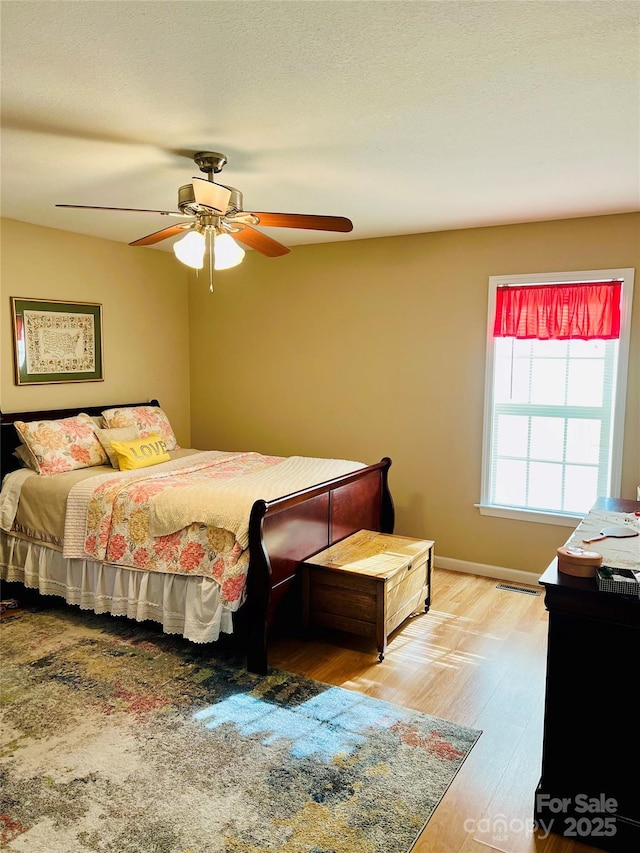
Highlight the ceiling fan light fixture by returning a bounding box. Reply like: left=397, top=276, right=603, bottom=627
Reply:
left=173, top=229, right=205, bottom=269
left=214, top=232, right=245, bottom=270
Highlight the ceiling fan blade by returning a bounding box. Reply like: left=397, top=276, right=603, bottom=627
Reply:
left=56, top=204, right=189, bottom=217
left=129, top=223, right=193, bottom=247
left=233, top=224, right=290, bottom=257
left=191, top=179, right=232, bottom=213
left=248, top=212, right=353, bottom=232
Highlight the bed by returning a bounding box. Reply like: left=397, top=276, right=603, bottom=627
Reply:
left=0, top=400, right=394, bottom=673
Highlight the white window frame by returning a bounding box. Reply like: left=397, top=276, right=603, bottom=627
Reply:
left=479, top=268, right=634, bottom=527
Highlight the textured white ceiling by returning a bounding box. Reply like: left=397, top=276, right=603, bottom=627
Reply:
left=1, top=1, right=639, bottom=254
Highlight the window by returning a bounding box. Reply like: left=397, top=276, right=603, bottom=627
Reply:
left=480, top=269, right=634, bottom=526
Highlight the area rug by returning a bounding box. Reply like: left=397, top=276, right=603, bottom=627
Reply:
left=0, top=605, right=480, bottom=853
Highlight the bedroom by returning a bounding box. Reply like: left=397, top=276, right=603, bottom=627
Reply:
left=1, top=2, right=639, bottom=853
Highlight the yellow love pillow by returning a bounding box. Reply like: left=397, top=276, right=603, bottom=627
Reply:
left=109, top=433, right=170, bottom=471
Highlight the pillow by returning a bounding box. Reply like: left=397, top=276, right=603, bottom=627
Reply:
left=109, top=433, right=171, bottom=471
left=13, top=444, right=39, bottom=471
left=14, top=413, right=109, bottom=476
left=101, top=405, right=178, bottom=451
left=95, top=426, right=140, bottom=468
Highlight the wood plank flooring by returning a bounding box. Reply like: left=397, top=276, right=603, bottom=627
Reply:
left=268, top=568, right=604, bottom=853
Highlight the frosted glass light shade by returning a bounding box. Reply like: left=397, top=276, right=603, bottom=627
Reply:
left=214, top=233, right=245, bottom=270
left=173, top=230, right=205, bottom=269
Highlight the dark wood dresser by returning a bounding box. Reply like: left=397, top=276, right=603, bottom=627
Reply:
left=536, top=497, right=640, bottom=852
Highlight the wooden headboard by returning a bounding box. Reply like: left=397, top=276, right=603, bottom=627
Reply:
left=0, top=400, right=159, bottom=481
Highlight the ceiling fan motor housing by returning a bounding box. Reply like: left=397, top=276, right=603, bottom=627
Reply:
left=178, top=183, right=243, bottom=216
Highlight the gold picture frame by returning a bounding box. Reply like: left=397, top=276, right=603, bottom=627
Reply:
left=11, top=297, right=104, bottom=385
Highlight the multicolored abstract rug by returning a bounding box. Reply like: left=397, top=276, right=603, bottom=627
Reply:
left=0, top=605, right=480, bottom=853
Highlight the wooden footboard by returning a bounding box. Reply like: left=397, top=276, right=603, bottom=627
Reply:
left=245, top=458, right=394, bottom=673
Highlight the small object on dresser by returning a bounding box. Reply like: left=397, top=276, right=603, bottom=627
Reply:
left=556, top=546, right=603, bottom=577
left=582, top=524, right=638, bottom=544
left=596, top=566, right=640, bottom=598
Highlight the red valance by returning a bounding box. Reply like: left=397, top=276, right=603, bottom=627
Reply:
left=493, top=281, right=622, bottom=340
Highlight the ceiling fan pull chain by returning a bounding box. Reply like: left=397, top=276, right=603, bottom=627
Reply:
left=208, top=230, right=215, bottom=292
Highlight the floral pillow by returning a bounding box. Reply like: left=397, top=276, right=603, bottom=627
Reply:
left=101, top=405, right=179, bottom=451
left=14, top=413, right=109, bottom=476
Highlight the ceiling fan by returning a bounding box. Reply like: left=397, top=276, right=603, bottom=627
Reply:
left=56, top=151, right=353, bottom=288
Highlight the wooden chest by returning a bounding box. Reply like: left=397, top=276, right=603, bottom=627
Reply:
left=302, top=529, right=434, bottom=660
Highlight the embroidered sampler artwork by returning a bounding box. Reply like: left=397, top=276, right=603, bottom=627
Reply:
left=23, top=309, right=96, bottom=374
left=10, top=297, right=103, bottom=384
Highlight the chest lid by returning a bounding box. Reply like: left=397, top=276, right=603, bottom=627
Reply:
left=307, top=529, right=434, bottom=580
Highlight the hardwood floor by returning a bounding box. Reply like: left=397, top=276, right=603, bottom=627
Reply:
left=268, top=568, right=603, bottom=853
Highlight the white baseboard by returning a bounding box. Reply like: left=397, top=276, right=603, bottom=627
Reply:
left=435, top=555, right=542, bottom=588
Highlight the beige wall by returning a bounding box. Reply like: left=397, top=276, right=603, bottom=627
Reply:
left=1, top=219, right=191, bottom=446
left=188, top=212, right=640, bottom=577
left=1, top=214, right=637, bottom=578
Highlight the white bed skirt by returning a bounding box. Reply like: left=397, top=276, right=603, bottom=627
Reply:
left=0, top=532, right=234, bottom=643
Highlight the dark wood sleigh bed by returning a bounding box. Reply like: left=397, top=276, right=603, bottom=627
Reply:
left=0, top=400, right=394, bottom=674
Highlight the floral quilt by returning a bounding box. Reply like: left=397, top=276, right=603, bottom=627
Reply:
left=78, top=452, right=283, bottom=609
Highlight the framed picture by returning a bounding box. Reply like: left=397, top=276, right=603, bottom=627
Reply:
left=11, top=297, right=103, bottom=385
